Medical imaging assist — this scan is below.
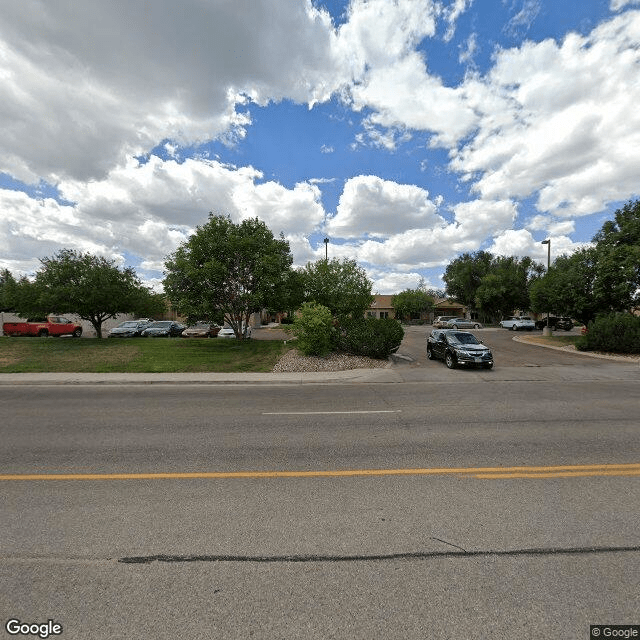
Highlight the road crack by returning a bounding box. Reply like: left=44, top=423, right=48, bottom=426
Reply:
left=118, top=544, right=640, bottom=564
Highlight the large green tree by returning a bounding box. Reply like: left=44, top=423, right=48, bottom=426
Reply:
left=530, top=248, right=600, bottom=325
left=299, top=257, right=374, bottom=319
left=1, top=269, right=17, bottom=312
left=163, top=214, right=295, bottom=339
left=475, top=256, right=543, bottom=321
left=531, top=199, right=640, bottom=324
left=591, top=199, right=640, bottom=312
left=391, top=288, right=435, bottom=322
left=15, top=250, right=160, bottom=338
left=442, top=251, right=493, bottom=314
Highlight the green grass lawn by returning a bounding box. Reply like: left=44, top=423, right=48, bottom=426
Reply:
left=542, top=335, right=582, bottom=347
left=0, top=337, right=293, bottom=373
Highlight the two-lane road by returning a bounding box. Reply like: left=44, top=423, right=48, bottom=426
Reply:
left=1, top=336, right=639, bottom=639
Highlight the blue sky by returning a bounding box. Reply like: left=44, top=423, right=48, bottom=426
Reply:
left=1, top=0, right=639, bottom=294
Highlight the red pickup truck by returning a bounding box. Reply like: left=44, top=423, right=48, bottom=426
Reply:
left=3, top=316, right=83, bottom=337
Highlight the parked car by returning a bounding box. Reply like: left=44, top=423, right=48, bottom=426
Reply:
left=433, top=316, right=460, bottom=328
left=499, top=316, right=536, bottom=331
left=217, top=324, right=252, bottom=339
left=3, top=316, right=82, bottom=337
left=443, top=318, right=482, bottom=330
left=140, top=321, right=185, bottom=337
left=181, top=322, right=220, bottom=338
left=108, top=320, right=150, bottom=338
left=427, top=329, right=493, bottom=369
left=534, top=316, right=573, bottom=331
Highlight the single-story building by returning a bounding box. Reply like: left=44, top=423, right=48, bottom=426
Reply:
left=364, top=295, right=467, bottom=323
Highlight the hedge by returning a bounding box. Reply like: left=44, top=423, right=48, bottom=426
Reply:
left=576, top=312, right=640, bottom=354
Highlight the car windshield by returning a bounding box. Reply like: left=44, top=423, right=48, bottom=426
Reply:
left=119, top=322, right=139, bottom=328
left=148, top=321, right=172, bottom=328
left=448, top=332, right=480, bottom=345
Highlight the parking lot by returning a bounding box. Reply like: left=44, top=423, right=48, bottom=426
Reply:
left=396, top=324, right=606, bottom=368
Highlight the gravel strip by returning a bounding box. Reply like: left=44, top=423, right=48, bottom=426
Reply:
left=272, top=348, right=389, bottom=372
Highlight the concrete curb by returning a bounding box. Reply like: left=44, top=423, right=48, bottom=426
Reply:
left=513, top=335, right=640, bottom=363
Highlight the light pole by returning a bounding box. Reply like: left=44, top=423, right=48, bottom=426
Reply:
left=541, top=239, right=551, bottom=335
left=323, top=237, right=329, bottom=261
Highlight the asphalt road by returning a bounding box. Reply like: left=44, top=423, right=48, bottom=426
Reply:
left=1, top=333, right=639, bottom=639
left=396, top=324, right=597, bottom=367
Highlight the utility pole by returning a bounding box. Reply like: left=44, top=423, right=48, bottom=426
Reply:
left=541, top=238, right=551, bottom=336
left=323, top=237, right=329, bottom=261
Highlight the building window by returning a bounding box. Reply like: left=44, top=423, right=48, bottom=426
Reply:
left=380, top=311, right=389, bottom=319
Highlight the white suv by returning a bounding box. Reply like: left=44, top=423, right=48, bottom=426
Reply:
left=499, top=316, right=536, bottom=331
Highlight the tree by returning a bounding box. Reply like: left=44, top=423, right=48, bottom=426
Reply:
left=299, top=257, right=374, bottom=319
left=531, top=200, right=640, bottom=324
left=17, top=249, right=156, bottom=338
left=475, top=256, right=543, bottom=321
left=1, top=269, right=17, bottom=312
left=391, top=288, right=434, bottom=322
left=442, top=251, right=493, bottom=313
left=591, top=199, right=640, bottom=312
left=163, top=214, right=295, bottom=339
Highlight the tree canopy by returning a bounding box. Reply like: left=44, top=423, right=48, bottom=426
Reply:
left=475, top=256, right=543, bottom=321
left=531, top=199, right=640, bottom=324
left=13, top=249, right=162, bottom=337
left=0, top=269, right=17, bottom=312
left=391, top=288, right=435, bottom=321
left=443, top=252, right=542, bottom=321
left=442, top=251, right=493, bottom=312
left=163, top=214, right=295, bottom=338
left=299, top=257, right=374, bottom=319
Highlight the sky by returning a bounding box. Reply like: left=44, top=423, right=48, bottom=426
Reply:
left=1, top=0, right=640, bottom=294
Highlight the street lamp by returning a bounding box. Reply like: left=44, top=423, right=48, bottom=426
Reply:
left=541, top=239, right=551, bottom=335
left=323, top=237, right=329, bottom=261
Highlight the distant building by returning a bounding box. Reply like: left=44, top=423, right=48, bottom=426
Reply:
left=366, top=295, right=396, bottom=319
left=365, top=295, right=467, bottom=323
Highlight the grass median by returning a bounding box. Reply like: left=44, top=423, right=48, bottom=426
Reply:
left=0, top=336, right=293, bottom=373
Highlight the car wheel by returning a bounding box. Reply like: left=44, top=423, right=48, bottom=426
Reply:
left=38, top=329, right=49, bottom=337
left=445, top=352, right=456, bottom=369
left=452, top=324, right=459, bottom=329
left=474, top=324, right=480, bottom=329
left=483, top=363, right=493, bottom=369
left=73, top=328, right=82, bottom=338
left=511, top=324, right=518, bottom=331
left=427, top=347, right=433, bottom=360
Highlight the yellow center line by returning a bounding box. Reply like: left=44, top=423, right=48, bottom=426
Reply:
left=0, top=463, right=639, bottom=481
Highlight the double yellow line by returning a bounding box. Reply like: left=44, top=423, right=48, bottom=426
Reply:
left=1, top=463, right=639, bottom=481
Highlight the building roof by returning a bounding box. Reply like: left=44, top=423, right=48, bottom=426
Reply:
left=370, top=294, right=394, bottom=309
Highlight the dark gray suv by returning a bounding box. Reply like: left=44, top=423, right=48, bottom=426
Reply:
left=427, top=329, right=494, bottom=369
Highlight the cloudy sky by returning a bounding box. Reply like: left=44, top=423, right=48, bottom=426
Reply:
left=2, top=0, right=640, bottom=294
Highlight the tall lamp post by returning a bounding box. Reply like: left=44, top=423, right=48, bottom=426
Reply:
left=541, top=239, right=551, bottom=336
left=323, top=237, right=329, bottom=261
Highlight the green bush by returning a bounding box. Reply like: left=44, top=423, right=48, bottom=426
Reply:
left=290, top=302, right=334, bottom=356
left=576, top=312, right=640, bottom=354
left=334, top=317, right=404, bottom=359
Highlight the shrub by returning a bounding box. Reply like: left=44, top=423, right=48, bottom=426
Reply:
left=334, top=317, right=404, bottom=359
left=576, top=312, right=640, bottom=354
left=290, top=302, right=334, bottom=356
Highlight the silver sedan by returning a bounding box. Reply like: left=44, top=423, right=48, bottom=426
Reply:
left=443, top=318, right=482, bottom=330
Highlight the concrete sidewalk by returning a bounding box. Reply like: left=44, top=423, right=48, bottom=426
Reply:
left=1, top=361, right=638, bottom=385
left=0, top=368, right=403, bottom=385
